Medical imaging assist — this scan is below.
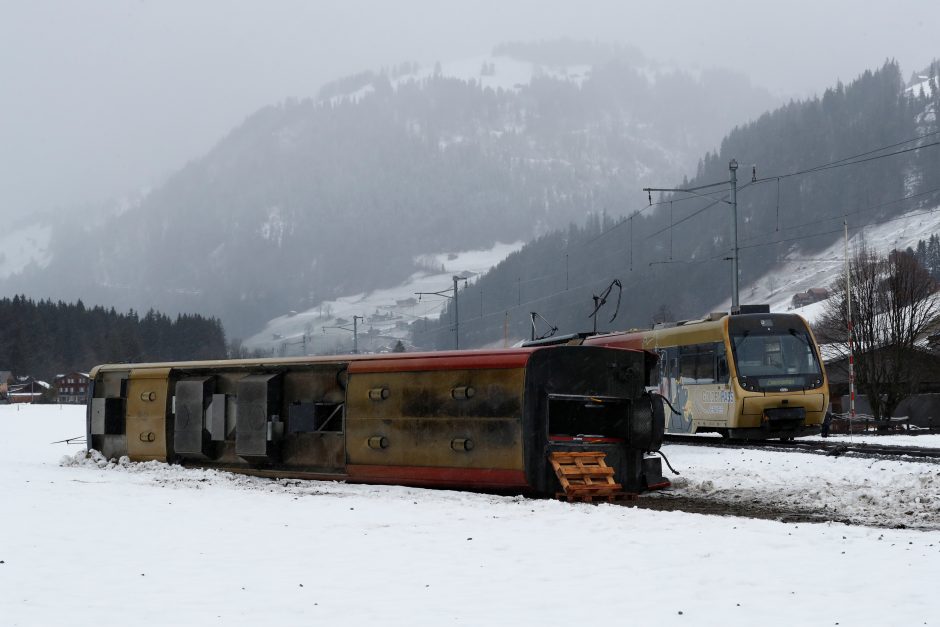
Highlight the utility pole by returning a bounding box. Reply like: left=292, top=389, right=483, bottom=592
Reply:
left=729, top=159, right=739, bottom=310
left=416, top=276, right=467, bottom=350
left=322, top=314, right=363, bottom=354
left=452, top=275, right=460, bottom=350
left=352, top=315, right=362, bottom=354
left=644, top=157, right=741, bottom=310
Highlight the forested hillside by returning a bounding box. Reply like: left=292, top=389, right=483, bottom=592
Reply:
left=2, top=42, right=774, bottom=338
left=0, top=297, right=226, bottom=380
left=419, top=61, right=940, bottom=348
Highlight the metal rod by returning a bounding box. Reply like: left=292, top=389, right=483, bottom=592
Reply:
left=730, top=159, right=739, bottom=310
left=353, top=315, right=362, bottom=354
left=453, top=275, right=459, bottom=350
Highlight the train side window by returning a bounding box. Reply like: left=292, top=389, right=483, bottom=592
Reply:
left=679, top=343, right=719, bottom=384
left=679, top=352, right=698, bottom=382
left=695, top=350, right=716, bottom=384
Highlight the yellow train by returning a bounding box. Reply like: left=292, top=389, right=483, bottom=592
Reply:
left=584, top=308, right=829, bottom=439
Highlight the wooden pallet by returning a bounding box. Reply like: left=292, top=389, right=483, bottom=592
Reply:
left=549, top=451, right=636, bottom=503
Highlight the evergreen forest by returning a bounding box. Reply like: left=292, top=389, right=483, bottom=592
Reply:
left=0, top=296, right=227, bottom=381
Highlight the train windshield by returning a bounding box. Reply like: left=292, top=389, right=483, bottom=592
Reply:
left=728, top=315, right=823, bottom=392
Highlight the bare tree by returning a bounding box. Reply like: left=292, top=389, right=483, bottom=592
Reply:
left=816, top=245, right=939, bottom=420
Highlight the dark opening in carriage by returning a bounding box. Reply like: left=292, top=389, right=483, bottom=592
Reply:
left=547, top=394, right=629, bottom=441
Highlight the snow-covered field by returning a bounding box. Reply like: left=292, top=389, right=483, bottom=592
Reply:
left=3, top=404, right=939, bottom=626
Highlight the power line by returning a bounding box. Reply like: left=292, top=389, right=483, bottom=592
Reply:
left=754, top=138, right=940, bottom=183
left=738, top=203, right=940, bottom=252
left=426, top=131, right=940, bottom=341
left=578, top=129, right=940, bottom=257
left=738, top=185, right=940, bottom=246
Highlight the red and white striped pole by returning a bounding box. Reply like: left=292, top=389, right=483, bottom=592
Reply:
left=845, top=221, right=856, bottom=426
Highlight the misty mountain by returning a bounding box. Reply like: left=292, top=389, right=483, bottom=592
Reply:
left=2, top=42, right=776, bottom=338
left=420, top=60, right=940, bottom=348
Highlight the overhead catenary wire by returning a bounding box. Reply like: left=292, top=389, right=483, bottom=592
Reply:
left=752, top=128, right=940, bottom=183
left=424, top=130, right=940, bottom=340
left=738, top=185, right=940, bottom=247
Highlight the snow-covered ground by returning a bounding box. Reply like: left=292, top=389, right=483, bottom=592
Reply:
left=3, top=404, right=939, bottom=626
left=242, top=241, right=523, bottom=355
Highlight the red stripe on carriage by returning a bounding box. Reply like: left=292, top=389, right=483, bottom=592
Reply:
left=346, top=465, right=528, bottom=489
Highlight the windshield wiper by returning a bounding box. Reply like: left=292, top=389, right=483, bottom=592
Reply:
left=788, top=328, right=810, bottom=346
left=732, top=330, right=750, bottom=353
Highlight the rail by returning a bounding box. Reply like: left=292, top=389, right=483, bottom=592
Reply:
left=663, top=434, right=940, bottom=460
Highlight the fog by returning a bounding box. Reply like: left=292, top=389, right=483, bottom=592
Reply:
left=2, top=0, right=938, bottom=220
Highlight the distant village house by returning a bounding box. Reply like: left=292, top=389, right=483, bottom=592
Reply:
left=55, top=372, right=90, bottom=404
left=7, top=377, right=51, bottom=404
left=791, top=287, right=829, bottom=308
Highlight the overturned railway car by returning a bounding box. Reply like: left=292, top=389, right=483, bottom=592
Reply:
left=86, top=345, right=666, bottom=495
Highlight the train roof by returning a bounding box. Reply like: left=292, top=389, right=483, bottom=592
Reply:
left=585, top=311, right=813, bottom=349
left=89, top=344, right=648, bottom=377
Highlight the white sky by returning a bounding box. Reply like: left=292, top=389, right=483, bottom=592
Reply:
left=2, top=0, right=939, bottom=219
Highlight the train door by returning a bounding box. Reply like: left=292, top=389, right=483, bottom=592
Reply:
left=659, top=348, right=689, bottom=433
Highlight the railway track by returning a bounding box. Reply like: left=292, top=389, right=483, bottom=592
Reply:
left=664, top=434, right=940, bottom=460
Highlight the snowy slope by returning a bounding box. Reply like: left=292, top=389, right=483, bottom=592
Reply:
left=906, top=75, right=937, bottom=98
left=716, top=204, right=940, bottom=323
left=3, top=405, right=939, bottom=626
left=242, top=241, right=524, bottom=355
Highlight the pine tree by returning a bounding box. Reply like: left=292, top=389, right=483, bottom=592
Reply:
left=928, top=234, right=940, bottom=279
